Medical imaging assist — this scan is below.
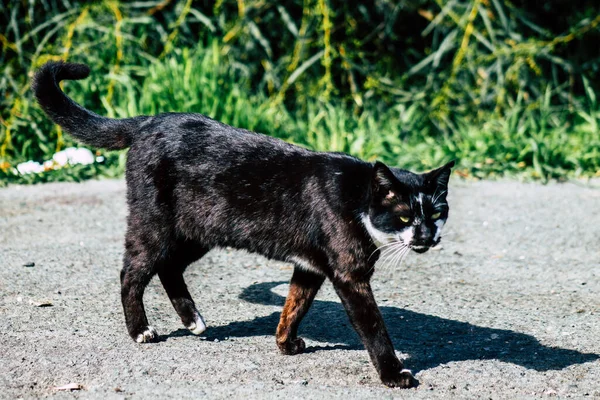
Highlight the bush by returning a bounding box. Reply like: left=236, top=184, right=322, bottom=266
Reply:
left=1, top=0, right=599, bottom=184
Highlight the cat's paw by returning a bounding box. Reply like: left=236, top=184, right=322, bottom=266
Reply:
left=186, top=312, right=207, bottom=335
left=381, top=369, right=418, bottom=388
left=277, top=337, right=306, bottom=355
left=135, top=326, right=159, bottom=343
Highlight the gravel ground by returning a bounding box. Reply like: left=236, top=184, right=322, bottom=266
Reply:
left=1, top=178, right=599, bottom=399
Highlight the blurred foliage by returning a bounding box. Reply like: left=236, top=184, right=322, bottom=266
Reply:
left=1, top=0, right=599, bottom=185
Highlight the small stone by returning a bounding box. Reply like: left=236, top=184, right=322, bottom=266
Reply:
left=54, top=383, right=81, bottom=391
left=31, top=300, right=53, bottom=307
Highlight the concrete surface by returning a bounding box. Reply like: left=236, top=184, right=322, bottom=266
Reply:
left=1, top=178, right=599, bottom=399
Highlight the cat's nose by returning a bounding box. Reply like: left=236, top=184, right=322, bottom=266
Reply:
left=413, top=225, right=432, bottom=245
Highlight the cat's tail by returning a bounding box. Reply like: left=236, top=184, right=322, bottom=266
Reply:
left=33, top=61, right=150, bottom=150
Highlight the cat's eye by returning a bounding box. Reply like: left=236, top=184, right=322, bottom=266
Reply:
left=431, top=212, right=441, bottom=220
left=399, top=216, right=410, bottom=223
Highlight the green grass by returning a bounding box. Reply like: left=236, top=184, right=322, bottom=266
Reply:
left=1, top=1, right=599, bottom=185
left=1, top=43, right=599, bottom=186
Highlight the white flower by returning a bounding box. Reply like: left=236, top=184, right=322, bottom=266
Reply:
left=16, top=147, right=97, bottom=176
left=52, top=147, right=95, bottom=166
left=16, top=161, right=44, bottom=175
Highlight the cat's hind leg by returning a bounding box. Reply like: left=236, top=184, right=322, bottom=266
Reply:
left=121, top=233, right=167, bottom=343
left=276, top=267, right=325, bottom=355
left=158, top=240, right=210, bottom=335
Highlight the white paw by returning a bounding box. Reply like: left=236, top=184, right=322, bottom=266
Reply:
left=135, top=326, right=158, bottom=343
left=186, top=312, right=207, bottom=335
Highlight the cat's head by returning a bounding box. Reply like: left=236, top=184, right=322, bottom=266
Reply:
left=362, top=160, right=455, bottom=255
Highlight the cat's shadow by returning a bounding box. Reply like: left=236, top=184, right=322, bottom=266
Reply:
left=167, top=281, right=599, bottom=373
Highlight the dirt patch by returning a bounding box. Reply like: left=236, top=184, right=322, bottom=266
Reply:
left=1, top=179, right=599, bottom=398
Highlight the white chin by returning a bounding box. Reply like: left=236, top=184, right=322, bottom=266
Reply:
left=411, top=245, right=430, bottom=253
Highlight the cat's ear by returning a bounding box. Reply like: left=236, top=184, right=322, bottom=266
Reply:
left=372, top=161, right=405, bottom=201
left=425, top=160, right=455, bottom=189
left=372, top=161, right=396, bottom=192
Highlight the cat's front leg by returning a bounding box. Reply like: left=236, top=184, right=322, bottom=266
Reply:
left=332, top=279, right=417, bottom=388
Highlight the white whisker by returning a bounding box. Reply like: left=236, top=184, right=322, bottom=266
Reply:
left=388, top=247, right=404, bottom=268
left=386, top=243, right=410, bottom=270
left=365, top=241, right=406, bottom=276
left=368, top=241, right=401, bottom=260
left=388, top=246, right=407, bottom=270
left=380, top=245, right=400, bottom=265
left=397, top=247, right=411, bottom=267
left=380, top=243, right=407, bottom=269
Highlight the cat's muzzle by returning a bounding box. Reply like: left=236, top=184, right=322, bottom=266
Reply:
left=411, top=237, right=441, bottom=253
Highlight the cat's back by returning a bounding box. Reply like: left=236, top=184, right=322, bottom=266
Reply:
left=126, top=111, right=369, bottom=195
left=134, top=112, right=308, bottom=163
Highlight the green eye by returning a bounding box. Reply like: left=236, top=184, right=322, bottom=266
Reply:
left=399, top=216, right=410, bottom=223
left=431, top=212, right=441, bottom=220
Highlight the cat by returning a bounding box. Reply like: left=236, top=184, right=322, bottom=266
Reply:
left=33, top=61, right=454, bottom=388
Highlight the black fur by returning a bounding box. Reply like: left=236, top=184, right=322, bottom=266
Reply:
left=33, top=61, right=455, bottom=388
left=32, top=61, right=150, bottom=150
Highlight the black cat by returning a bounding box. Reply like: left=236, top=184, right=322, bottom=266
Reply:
left=33, top=61, right=454, bottom=388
